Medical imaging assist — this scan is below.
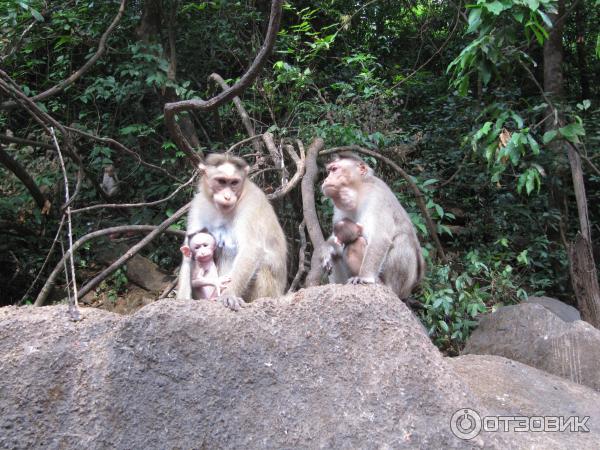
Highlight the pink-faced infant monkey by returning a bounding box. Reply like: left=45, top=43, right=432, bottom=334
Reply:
left=180, top=230, right=230, bottom=300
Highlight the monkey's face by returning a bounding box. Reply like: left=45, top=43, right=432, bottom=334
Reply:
left=203, top=162, right=246, bottom=214
left=333, top=220, right=362, bottom=245
left=188, top=233, right=216, bottom=262
left=322, top=158, right=367, bottom=198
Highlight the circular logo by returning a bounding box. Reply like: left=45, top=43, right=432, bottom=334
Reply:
left=450, top=408, right=482, bottom=440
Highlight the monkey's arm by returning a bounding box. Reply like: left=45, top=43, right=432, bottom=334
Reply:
left=191, top=276, right=219, bottom=289
left=218, top=242, right=261, bottom=310
left=321, top=236, right=343, bottom=273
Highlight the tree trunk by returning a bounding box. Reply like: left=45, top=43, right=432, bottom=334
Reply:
left=544, top=0, right=600, bottom=328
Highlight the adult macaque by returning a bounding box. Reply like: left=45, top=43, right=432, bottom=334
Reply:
left=180, top=230, right=230, bottom=299
left=177, top=153, right=287, bottom=310
left=321, top=152, right=425, bottom=299
left=101, top=164, right=119, bottom=197
left=324, top=219, right=367, bottom=278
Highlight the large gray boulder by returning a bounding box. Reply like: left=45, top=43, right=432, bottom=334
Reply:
left=463, top=302, right=600, bottom=391
left=524, top=296, right=581, bottom=322
left=449, top=354, right=600, bottom=448
left=0, top=285, right=502, bottom=449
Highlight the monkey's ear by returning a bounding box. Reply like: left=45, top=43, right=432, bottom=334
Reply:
left=358, top=162, right=368, bottom=176
left=198, top=164, right=207, bottom=175
left=243, top=165, right=250, bottom=176
left=356, top=222, right=364, bottom=233
left=334, top=237, right=342, bottom=246
left=180, top=245, right=192, bottom=258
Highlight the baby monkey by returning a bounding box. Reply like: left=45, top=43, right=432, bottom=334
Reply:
left=327, top=218, right=367, bottom=277
left=180, top=230, right=230, bottom=300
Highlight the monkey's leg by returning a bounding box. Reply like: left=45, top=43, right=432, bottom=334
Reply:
left=247, top=266, right=284, bottom=301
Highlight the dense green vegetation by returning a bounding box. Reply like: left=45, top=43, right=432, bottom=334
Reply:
left=1, top=0, right=598, bottom=353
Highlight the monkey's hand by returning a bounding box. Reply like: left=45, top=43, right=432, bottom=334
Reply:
left=347, top=276, right=376, bottom=285
left=218, top=276, right=231, bottom=289
left=218, top=294, right=247, bottom=312
left=321, top=240, right=341, bottom=274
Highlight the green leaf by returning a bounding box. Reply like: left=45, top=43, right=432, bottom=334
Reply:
left=30, top=8, right=44, bottom=21
left=526, top=134, right=540, bottom=154
left=537, top=10, right=553, bottom=27
left=559, top=122, right=585, bottom=143
left=524, top=0, right=540, bottom=11
left=467, top=8, right=482, bottom=34
left=485, top=1, right=510, bottom=15
left=542, top=130, right=557, bottom=144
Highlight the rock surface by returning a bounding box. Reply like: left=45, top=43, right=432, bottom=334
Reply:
left=524, top=296, right=581, bottom=322
left=463, top=302, right=600, bottom=391
left=449, top=354, right=600, bottom=448
left=1, top=285, right=499, bottom=449
left=2, top=286, right=597, bottom=449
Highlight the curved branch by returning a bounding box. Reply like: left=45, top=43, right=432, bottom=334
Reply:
left=70, top=172, right=197, bottom=214
left=65, top=125, right=181, bottom=182
left=302, top=138, right=326, bottom=286
left=267, top=144, right=305, bottom=200
left=0, top=72, right=112, bottom=202
left=164, top=0, right=283, bottom=161
left=288, top=220, right=308, bottom=293
left=12, top=0, right=126, bottom=107
left=208, top=73, right=261, bottom=153
left=76, top=202, right=190, bottom=300
left=0, top=133, right=54, bottom=150
left=34, top=221, right=188, bottom=307
left=321, top=145, right=447, bottom=263
left=0, top=144, right=49, bottom=211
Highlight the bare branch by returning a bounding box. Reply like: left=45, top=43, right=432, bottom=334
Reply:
left=164, top=0, right=284, bottom=162
left=0, top=133, right=54, bottom=150
left=0, top=72, right=112, bottom=201
left=51, top=127, right=81, bottom=320
left=288, top=220, right=308, bottom=292
left=18, top=217, right=65, bottom=305
left=0, top=144, right=50, bottom=211
left=321, top=145, right=447, bottom=263
left=76, top=202, right=191, bottom=299
left=267, top=144, right=305, bottom=200
left=71, top=172, right=197, bottom=214
left=301, top=138, right=326, bottom=286
left=208, top=73, right=261, bottom=154
left=65, top=125, right=181, bottom=182
left=1, top=0, right=127, bottom=109
left=34, top=223, right=187, bottom=307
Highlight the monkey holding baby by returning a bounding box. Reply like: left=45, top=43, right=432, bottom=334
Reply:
left=177, top=153, right=287, bottom=310
left=321, top=152, right=425, bottom=299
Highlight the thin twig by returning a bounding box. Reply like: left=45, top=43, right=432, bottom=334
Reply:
left=34, top=224, right=186, bottom=307
left=3, top=0, right=127, bottom=108
left=71, top=172, right=197, bottom=214
left=18, top=216, right=66, bottom=305
left=76, top=203, right=191, bottom=299
left=50, top=127, right=81, bottom=321
left=288, top=220, right=308, bottom=292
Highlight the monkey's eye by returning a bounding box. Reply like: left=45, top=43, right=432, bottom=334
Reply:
left=231, top=180, right=239, bottom=187
left=329, top=166, right=338, bottom=173
left=217, top=178, right=227, bottom=186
